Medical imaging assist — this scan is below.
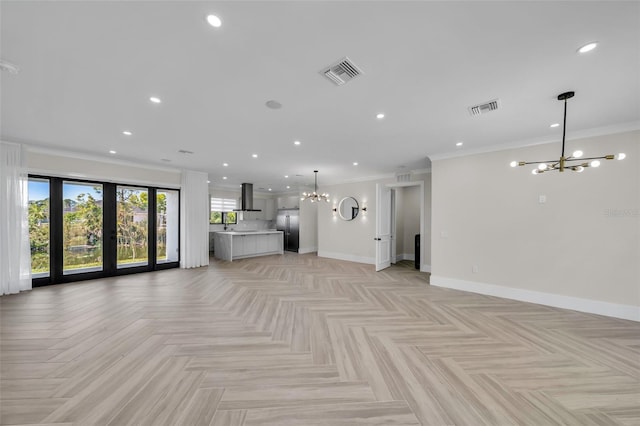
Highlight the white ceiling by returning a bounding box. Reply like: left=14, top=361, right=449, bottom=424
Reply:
left=2, top=1, right=639, bottom=192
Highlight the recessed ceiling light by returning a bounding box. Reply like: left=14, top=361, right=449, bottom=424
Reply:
left=109, top=150, right=117, bottom=154
left=149, top=96, right=162, bottom=104
left=293, top=140, right=301, bottom=145
left=577, top=42, right=598, bottom=54
left=252, top=154, right=258, bottom=158
left=223, top=162, right=228, bottom=167
left=286, top=186, right=290, bottom=189
left=206, top=14, right=222, bottom=28
left=207, top=180, right=211, bottom=184
left=0, top=59, right=20, bottom=74
left=376, top=113, right=385, bottom=119
left=268, top=188, right=272, bottom=191
left=550, top=123, right=560, bottom=128
left=353, top=162, right=358, bottom=166
left=223, top=176, right=227, bottom=180
left=265, top=100, right=282, bottom=109
left=284, top=175, right=289, bottom=178
left=122, top=130, right=132, bottom=136
left=456, top=142, right=463, bottom=147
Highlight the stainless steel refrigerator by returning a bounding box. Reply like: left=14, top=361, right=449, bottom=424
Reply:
left=276, top=209, right=299, bottom=252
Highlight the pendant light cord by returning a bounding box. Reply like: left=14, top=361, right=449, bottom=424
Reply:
left=561, top=97, right=567, bottom=158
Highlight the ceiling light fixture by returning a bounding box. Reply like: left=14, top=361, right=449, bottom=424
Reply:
left=206, top=14, right=222, bottom=28
left=252, top=154, right=258, bottom=158
left=577, top=42, right=598, bottom=54
left=301, top=170, right=329, bottom=203
left=550, top=123, right=560, bottom=128
left=511, top=91, right=625, bottom=174
left=456, top=142, right=463, bottom=147
left=0, top=59, right=20, bottom=74
left=109, top=150, right=117, bottom=154
left=376, top=113, right=385, bottom=119
left=294, top=140, right=301, bottom=145
left=122, top=130, right=132, bottom=136
left=353, top=162, right=358, bottom=166
left=223, top=162, right=228, bottom=167
left=223, top=176, right=227, bottom=180
left=265, top=100, right=282, bottom=109
left=284, top=175, right=289, bottom=178
left=286, top=186, right=290, bottom=189
left=149, top=96, right=162, bottom=104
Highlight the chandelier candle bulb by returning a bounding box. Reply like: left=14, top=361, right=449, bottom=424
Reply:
left=572, top=150, right=583, bottom=158
left=616, top=153, right=626, bottom=160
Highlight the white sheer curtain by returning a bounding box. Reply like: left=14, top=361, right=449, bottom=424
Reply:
left=179, top=170, right=210, bottom=268
left=0, top=142, right=32, bottom=295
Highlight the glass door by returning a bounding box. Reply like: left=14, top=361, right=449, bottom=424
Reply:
left=157, top=189, right=179, bottom=264
left=62, top=181, right=103, bottom=275
left=28, top=176, right=179, bottom=286
left=116, top=186, right=149, bottom=268
left=28, top=178, right=50, bottom=278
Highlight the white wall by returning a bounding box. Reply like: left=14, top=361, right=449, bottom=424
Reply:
left=28, top=150, right=181, bottom=186
left=430, top=130, right=639, bottom=320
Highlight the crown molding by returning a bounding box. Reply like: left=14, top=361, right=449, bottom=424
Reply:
left=428, top=121, right=640, bottom=162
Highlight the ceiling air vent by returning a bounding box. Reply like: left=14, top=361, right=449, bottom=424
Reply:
left=321, top=57, right=363, bottom=86
left=468, top=99, right=500, bottom=116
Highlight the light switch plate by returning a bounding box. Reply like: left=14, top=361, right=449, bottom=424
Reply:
left=539, top=195, right=546, bottom=204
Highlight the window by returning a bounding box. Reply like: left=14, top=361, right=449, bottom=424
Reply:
left=210, top=197, right=237, bottom=224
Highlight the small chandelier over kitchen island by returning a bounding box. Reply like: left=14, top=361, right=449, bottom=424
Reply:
left=301, top=170, right=329, bottom=203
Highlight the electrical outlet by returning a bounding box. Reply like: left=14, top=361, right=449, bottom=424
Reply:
left=539, top=195, right=546, bottom=204
left=472, top=265, right=479, bottom=273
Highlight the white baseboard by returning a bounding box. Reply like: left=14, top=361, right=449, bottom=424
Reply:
left=298, top=247, right=317, bottom=254
left=317, top=251, right=375, bottom=265
left=430, top=275, right=640, bottom=322
left=421, top=264, right=431, bottom=273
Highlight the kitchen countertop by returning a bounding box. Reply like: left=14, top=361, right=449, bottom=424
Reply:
left=214, top=230, right=282, bottom=236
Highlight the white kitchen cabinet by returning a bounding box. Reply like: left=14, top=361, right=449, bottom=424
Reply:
left=277, top=195, right=299, bottom=210
left=232, top=235, right=244, bottom=257
left=214, top=231, right=284, bottom=261
left=244, top=234, right=258, bottom=255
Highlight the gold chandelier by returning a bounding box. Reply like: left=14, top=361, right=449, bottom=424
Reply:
left=301, top=170, right=329, bottom=203
left=511, top=91, right=625, bottom=174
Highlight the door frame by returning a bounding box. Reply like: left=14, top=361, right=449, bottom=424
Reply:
left=378, top=181, right=425, bottom=272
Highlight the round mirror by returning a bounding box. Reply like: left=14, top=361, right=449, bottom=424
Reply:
left=338, top=197, right=359, bottom=221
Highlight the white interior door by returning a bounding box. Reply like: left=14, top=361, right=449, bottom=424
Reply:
left=375, top=184, right=392, bottom=271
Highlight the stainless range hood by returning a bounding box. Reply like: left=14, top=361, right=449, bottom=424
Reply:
left=234, top=183, right=262, bottom=211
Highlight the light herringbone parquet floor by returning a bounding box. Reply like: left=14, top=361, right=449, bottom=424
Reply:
left=1, top=254, right=639, bottom=425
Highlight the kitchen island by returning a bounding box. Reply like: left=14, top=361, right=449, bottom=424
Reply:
left=213, top=230, right=283, bottom=262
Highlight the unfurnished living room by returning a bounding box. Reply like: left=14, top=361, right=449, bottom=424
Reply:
left=1, top=1, right=639, bottom=425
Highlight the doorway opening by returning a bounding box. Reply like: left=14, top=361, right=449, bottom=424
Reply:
left=375, top=181, right=426, bottom=273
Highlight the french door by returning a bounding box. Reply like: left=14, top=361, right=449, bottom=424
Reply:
left=28, top=176, right=180, bottom=286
